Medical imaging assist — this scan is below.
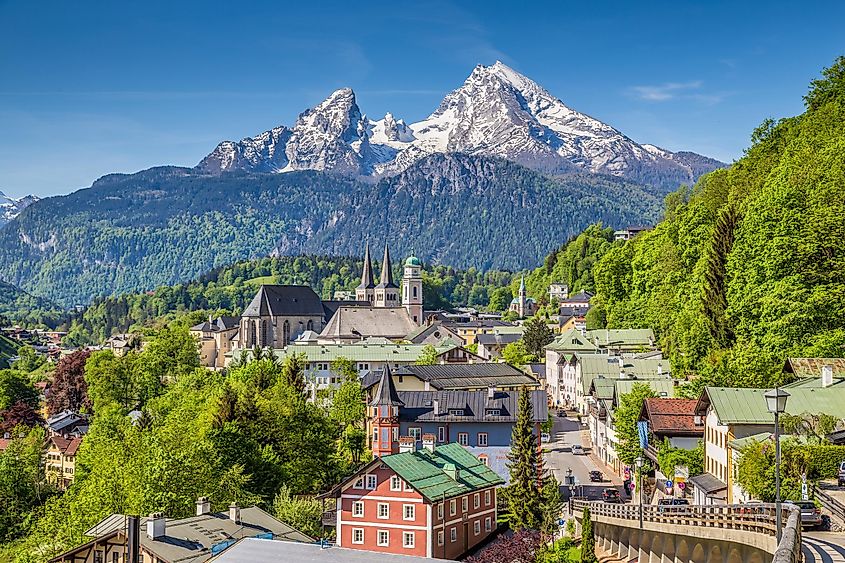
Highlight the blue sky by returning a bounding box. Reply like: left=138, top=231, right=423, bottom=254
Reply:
left=1, top=0, right=843, bottom=197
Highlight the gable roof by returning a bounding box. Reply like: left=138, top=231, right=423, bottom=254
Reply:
left=640, top=398, right=703, bottom=436
left=211, top=538, right=449, bottom=563
left=380, top=442, right=504, bottom=502
left=321, top=300, right=372, bottom=321
left=405, top=322, right=462, bottom=344
left=397, top=389, right=547, bottom=423
left=577, top=354, right=670, bottom=395
left=242, top=285, right=324, bottom=318
left=391, top=363, right=539, bottom=390
left=784, top=358, right=845, bottom=379
left=586, top=328, right=656, bottom=349
left=545, top=328, right=599, bottom=353
left=560, top=290, right=593, bottom=304
left=49, top=435, right=83, bottom=456
left=191, top=316, right=240, bottom=333
left=268, top=342, right=458, bottom=364
left=475, top=332, right=522, bottom=346
left=696, top=386, right=845, bottom=425
left=320, top=306, right=417, bottom=340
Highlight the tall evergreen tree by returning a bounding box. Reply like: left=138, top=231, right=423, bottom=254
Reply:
left=505, top=387, right=543, bottom=530
left=702, top=203, right=738, bottom=347
left=580, top=506, right=597, bottom=563
left=522, top=317, right=555, bottom=358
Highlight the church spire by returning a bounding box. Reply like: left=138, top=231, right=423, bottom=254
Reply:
left=519, top=274, right=526, bottom=294
left=376, top=243, right=398, bottom=289
left=357, top=242, right=375, bottom=289
left=370, top=363, right=403, bottom=407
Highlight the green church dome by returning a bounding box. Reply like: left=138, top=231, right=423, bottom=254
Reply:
left=405, top=256, right=422, bottom=267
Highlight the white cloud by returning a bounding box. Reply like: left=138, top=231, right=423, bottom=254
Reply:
left=628, top=81, right=703, bottom=101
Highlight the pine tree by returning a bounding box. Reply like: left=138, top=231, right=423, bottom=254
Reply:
left=522, top=316, right=555, bottom=358
left=580, top=506, right=597, bottom=563
left=702, top=203, right=738, bottom=348
left=505, top=387, right=543, bottom=530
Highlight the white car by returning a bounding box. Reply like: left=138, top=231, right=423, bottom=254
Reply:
left=571, top=444, right=585, bottom=455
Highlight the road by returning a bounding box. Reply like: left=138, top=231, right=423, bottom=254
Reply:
left=804, top=533, right=845, bottom=563
left=545, top=413, right=627, bottom=502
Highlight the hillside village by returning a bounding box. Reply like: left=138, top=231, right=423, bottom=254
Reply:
left=3, top=228, right=845, bottom=563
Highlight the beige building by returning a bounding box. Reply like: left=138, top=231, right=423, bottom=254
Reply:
left=45, top=435, right=82, bottom=489
left=190, top=316, right=239, bottom=368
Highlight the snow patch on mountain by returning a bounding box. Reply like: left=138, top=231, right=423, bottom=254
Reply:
left=0, top=191, right=39, bottom=227
left=196, top=62, right=725, bottom=190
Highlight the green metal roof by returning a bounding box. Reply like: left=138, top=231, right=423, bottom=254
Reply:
left=728, top=432, right=810, bottom=451
left=585, top=328, right=656, bottom=348
left=578, top=354, right=671, bottom=395
left=783, top=376, right=845, bottom=389
left=405, top=256, right=422, bottom=267
left=545, top=328, right=599, bottom=352
left=257, top=343, right=458, bottom=363
left=591, top=378, right=617, bottom=400
left=614, top=379, right=676, bottom=399
left=702, top=386, right=845, bottom=425
left=380, top=442, right=504, bottom=501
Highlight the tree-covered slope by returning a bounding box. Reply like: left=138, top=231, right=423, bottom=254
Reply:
left=0, top=280, right=66, bottom=327
left=591, top=57, right=845, bottom=388
left=0, top=155, right=660, bottom=306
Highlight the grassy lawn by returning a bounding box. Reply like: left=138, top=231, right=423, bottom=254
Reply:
left=243, top=275, right=278, bottom=286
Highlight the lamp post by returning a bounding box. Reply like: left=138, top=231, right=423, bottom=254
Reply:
left=635, top=455, right=644, bottom=530
left=566, top=467, right=575, bottom=513
left=764, top=387, right=789, bottom=543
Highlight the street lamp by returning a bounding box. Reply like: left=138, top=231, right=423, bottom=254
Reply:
left=764, top=387, right=789, bottom=543
left=635, top=455, right=645, bottom=529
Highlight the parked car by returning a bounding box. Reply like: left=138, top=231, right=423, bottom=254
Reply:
left=589, top=470, right=604, bottom=482
left=784, top=500, right=822, bottom=529
left=541, top=432, right=551, bottom=443
left=571, top=444, right=585, bottom=455
left=602, top=488, right=621, bottom=503
left=838, top=460, right=845, bottom=487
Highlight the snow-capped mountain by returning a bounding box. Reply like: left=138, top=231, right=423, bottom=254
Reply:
left=0, top=191, right=38, bottom=227
left=197, top=62, right=724, bottom=189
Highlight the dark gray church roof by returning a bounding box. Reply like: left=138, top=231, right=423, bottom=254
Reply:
left=357, top=243, right=376, bottom=290
left=375, top=244, right=398, bottom=289
left=371, top=364, right=404, bottom=407
left=241, top=285, right=324, bottom=317
left=393, top=363, right=540, bottom=390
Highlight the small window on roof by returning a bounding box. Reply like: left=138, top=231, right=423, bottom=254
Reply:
left=485, top=408, right=501, bottom=416
left=448, top=409, right=465, bottom=416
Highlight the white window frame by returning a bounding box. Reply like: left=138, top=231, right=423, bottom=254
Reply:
left=409, top=427, right=421, bottom=440
left=457, top=432, right=468, bottom=446
left=437, top=502, right=443, bottom=520
left=485, top=517, right=492, bottom=531
left=484, top=489, right=491, bottom=505
left=352, top=528, right=364, bottom=544
left=474, top=493, right=480, bottom=509
left=478, top=432, right=488, bottom=447
left=462, top=496, right=468, bottom=512
left=403, top=504, right=415, bottom=520
left=377, top=502, right=389, bottom=519
left=437, top=530, right=444, bottom=546
left=437, top=426, right=446, bottom=442
left=352, top=501, right=364, bottom=517
left=450, top=499, right=456, bottom=516
left=377, top=530, right=389, bottom=546
left=403, top=531, right=415, bottom=549
left=403, top=480, right=413, bottom=491
left=353, top=477, right=364, bottom=489
left=474, top=520, right=480, bottom=535
left=366, top=474, right=377, bottom=490
left=390, top=475, right=402, bottom=491
left=450, top=527, right=457, bottom=542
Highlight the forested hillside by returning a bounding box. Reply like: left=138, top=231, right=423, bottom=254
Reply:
left=589, top=57, right=845, bottom=389
left=0, top=282, right=66, bottom=327
left=0, top=155, right=659, bottom=306
left=60, top=256, right=514, bottom=345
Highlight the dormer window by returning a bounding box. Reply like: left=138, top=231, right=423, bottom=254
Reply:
left=448, top=409, right=465, bottom=416
left=485, top=409, right=501, bottom=417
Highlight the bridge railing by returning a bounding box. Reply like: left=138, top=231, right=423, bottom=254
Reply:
left=572, top=500, right=802, bottom=563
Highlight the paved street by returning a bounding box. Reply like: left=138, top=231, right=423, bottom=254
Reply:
left=545, top=413, right=627, bottom=502
left=804, top=533, right=845, bottom=563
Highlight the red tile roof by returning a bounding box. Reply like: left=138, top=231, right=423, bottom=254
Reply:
left=0, top=438, right=11, bottom=452
left=641, top=398, right=703, bottom=436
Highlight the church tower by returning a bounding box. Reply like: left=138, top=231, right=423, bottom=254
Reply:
left=402, top=254, right=423, bottom=325
left=518, top=274, right=527, bottom=318
left=356, top=243, right=375, bottom=304
left=374, top=244, right=399, bottom=307
left=370, top=364, right=403, bottom=457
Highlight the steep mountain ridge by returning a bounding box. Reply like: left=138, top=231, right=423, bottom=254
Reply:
left=0, top=190, right=39, bottom=227
left=0, top=155, right=659, bottom=305
left=197, top=62, right=724, bottom=190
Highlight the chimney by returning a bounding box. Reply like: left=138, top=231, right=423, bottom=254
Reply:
left=443, top=462, right=459, bottom=481
left=432, top=399, right=440, bottom=415
left=822, top=365, right=834, bottom=388
left=422, top=433, right=436, bottom=452
left=127, top=515, right=140, bottom=563
left=229, top=503, right=241, bottom=524
left=399, top=436, right=417, bottom=454
left=487, top=387, right=495, bottom=400
left=657, top=363, right=663, bottom=376
left=146, top=513, right=165, bottom=540
left=196, top=496, right=210, bottom=516
left=617, top=356, right=624, bottom=368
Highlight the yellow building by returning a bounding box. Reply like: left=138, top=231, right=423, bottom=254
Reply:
left=46, top=435, right=82, bottom=489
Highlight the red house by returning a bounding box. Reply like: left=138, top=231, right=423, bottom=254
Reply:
left=322, top=437, right=504, bottom=560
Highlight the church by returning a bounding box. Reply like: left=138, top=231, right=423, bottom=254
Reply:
left=193, top=244, right=426, bottom=365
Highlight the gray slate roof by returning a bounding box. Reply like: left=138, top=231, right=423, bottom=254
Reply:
left=371, top=364, right=404, bottom=407
left=191, top=316, right=239, bottom=332
left=242, top=285, right=324, bottom=317
left=81, top=508, right=311, bottom=563
left=397, top=389, right=548, bottom=423
left=320, top=306, right=417, bottom=339
left=475, top=332, right=522, bottom=346
left=392, top=363, right=540, bottom=390
left=211, top=538, right=448, bottom=563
